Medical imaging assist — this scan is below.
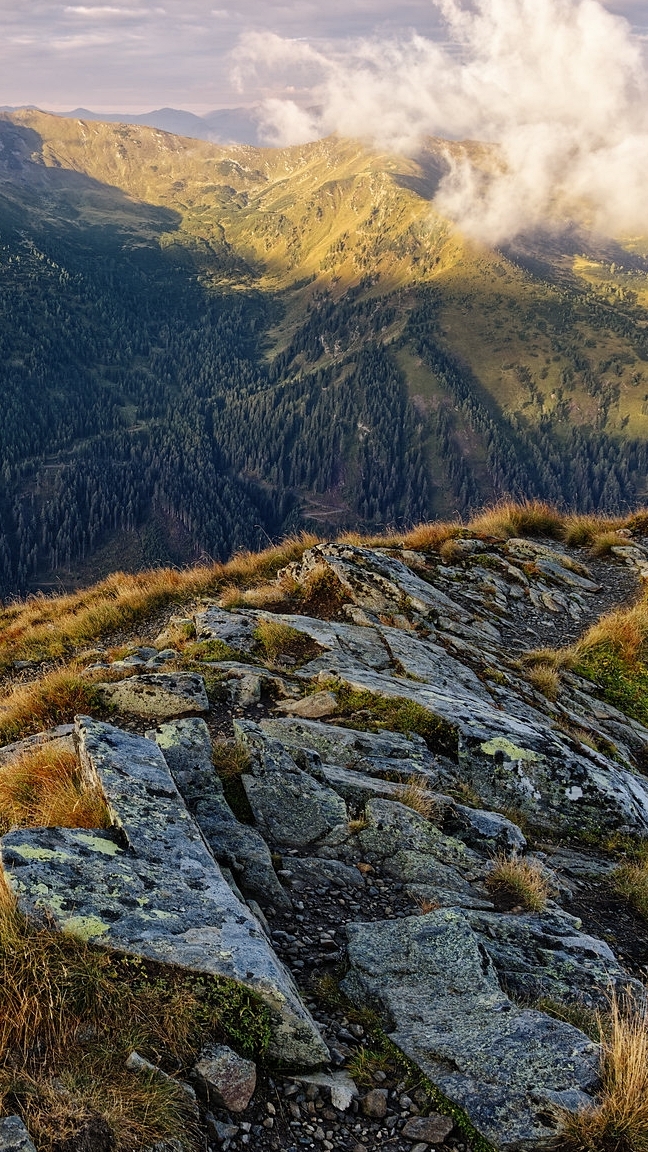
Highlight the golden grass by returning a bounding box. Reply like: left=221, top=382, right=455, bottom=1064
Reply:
left=439, top=538, right=467, bottom=565
left=394, top=774, right=439, bottom=820
left=211, top=739, right=252, bottom=780
left=468, top=500, right=565, bottom=541
left=527, top=663, right=561, bottom=701
left=485, top=852, right=552, bottom=911
left=0, top=667, right=109, bottom=746
left=0, top=745, right=110, bottom=834
left=562, top=515, right=624, bottom=548
left=561, top=998, right=648, bottom=1152
left=0, top=896, right=270, bottom=1150
left=0, top=534, right=320, bottom=672
left=590, top=532, right=627, bottom=558
left=253, top=619, right=319, bottom=664
left=2, top=504, right=648, bottom=680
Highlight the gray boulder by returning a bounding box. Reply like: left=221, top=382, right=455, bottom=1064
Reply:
left=151, top=718, right=290, bottom=911
left=96, top=672, right=209, bottom=718
left=235, top=721, right=348, bottom=849
left=342, top=910, right=599, bottom=1150
left=0, top=1117, right=36, bottom=1152
left=465, top=906, right=646, bottom=1009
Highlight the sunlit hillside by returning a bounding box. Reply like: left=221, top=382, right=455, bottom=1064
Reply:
left=0, top=109, right=647, bottom=597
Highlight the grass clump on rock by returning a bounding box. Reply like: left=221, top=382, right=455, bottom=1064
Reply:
left=394, top=775, right=440, bottom=820
left=0, top=744, right=110, bottom=834
left=331, top=684, right=458, bottom=758
left=485, top=853, right=552, bottom=912
left=561, top=998, right=648, bottom=1152
left=253, top=619, right=320, bottom=666
left=0, top=887, right=270, bottom=1150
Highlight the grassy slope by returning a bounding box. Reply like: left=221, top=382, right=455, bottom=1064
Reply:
left=17, top=108, right=647, bottom=440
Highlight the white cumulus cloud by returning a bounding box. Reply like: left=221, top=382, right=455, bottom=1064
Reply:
left=234, top=0, right=648, bottom=242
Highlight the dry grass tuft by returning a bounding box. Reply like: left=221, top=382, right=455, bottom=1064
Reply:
left=468, top=500, right=565, bottom=541
left=253, top=619, right=318, bottom=665
left=0, top=667, right=108, bottom=746
left=394, top=775, right=439, bottom=820
left=211, top=739, right=252, bottom=780
left=0, top=745, right=110, bottom=834
left=485, top=852, right=552, bottom=911
left=614, top=859, right=648, bottom=921
left=0, top=899, right=270, bottom=1150
left=439, top=538, right=467, bottom=565
left=416, top=897, right=441, bottom=914
left=561, top=998, right=648, bottom=1152
left=590, top=532, right=627, bottom=558
left=400, top=521, right=462, bottom=552
left=562, top=514, right=623, bottom=548
left=527, top=663, right=561, bottom=701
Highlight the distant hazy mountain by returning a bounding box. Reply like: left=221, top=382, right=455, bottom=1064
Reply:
left=1, top=104, right=262, bottom=145
left=61, top=106, right=262, bottom=145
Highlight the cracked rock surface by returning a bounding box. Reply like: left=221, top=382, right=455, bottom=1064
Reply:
left=5, top=534, right=648, bottom=1151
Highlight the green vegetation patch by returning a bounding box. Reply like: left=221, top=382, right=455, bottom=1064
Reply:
left=182, top=638, right=248, bottom=663
left=331, top=684, right=458, bottom=758
left=253, top=620, right=321, bottom=666
left=0, top=901, right=271, bottom=1150
left=574, top=641, right=648, bottom=726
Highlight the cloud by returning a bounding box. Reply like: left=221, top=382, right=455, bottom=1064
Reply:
left=237, top=0, right=648, bottom=242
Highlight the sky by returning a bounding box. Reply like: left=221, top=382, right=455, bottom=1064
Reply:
left=0, top=0, right=646, bottom=113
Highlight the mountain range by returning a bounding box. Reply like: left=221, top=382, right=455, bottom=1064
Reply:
left=0, top=108, right=647, bottom=597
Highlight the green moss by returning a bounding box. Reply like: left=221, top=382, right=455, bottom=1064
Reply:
left=253, top=620, right=320, bottom=666
left=331, top=684, right=458, bottom=758
left=574, top=641, right=648, bottom=726
left=183, top=638, right=248, bottom=663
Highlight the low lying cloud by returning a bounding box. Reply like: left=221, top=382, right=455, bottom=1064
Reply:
left=234, top=0, right=648, bottom=243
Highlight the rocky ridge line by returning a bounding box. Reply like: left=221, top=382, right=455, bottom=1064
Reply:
left=2, top=534, right=648, bottom=1151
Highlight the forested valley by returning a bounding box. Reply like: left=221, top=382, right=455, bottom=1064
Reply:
left=1, top=110, right=647, bottom=597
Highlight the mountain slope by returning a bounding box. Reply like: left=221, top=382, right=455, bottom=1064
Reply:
left=0, top=110, right=647, bottom=596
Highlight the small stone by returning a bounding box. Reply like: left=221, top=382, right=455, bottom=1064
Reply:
left=193, top=1045, right=257, bottom=1113
left=275, top=691, right=338, bottom=719
left=401, top=1114, right=455, bottom=1144
left=0, top=1116, right=37, bottom=1152
left=361, top=1089, right=388, bottom=1119
left=266, top=1102, right=276, bottom=1115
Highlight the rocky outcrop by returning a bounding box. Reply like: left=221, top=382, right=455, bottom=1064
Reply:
left=195, top=542, right=648, bottom=838
left=0, top=717, right=327, bottom=1068
left=5, top=532, right=648, bottom=1150
left=342, top=910, right=599, bottom=1151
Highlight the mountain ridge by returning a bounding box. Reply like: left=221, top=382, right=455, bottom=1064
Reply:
left=0, top=110, right=647, bottom=596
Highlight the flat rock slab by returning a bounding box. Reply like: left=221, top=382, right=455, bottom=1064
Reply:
left=0, top=717, right=327, bottom=1068
left=151, top=718, right=290, bottom=911
left=96, top=673, right=209, bottom=718
left=0, top=1117, right=36, bottom=1152
left=465, top=907, right=646, bottom=1009
left=342, top=910, right=599, bottom=1151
